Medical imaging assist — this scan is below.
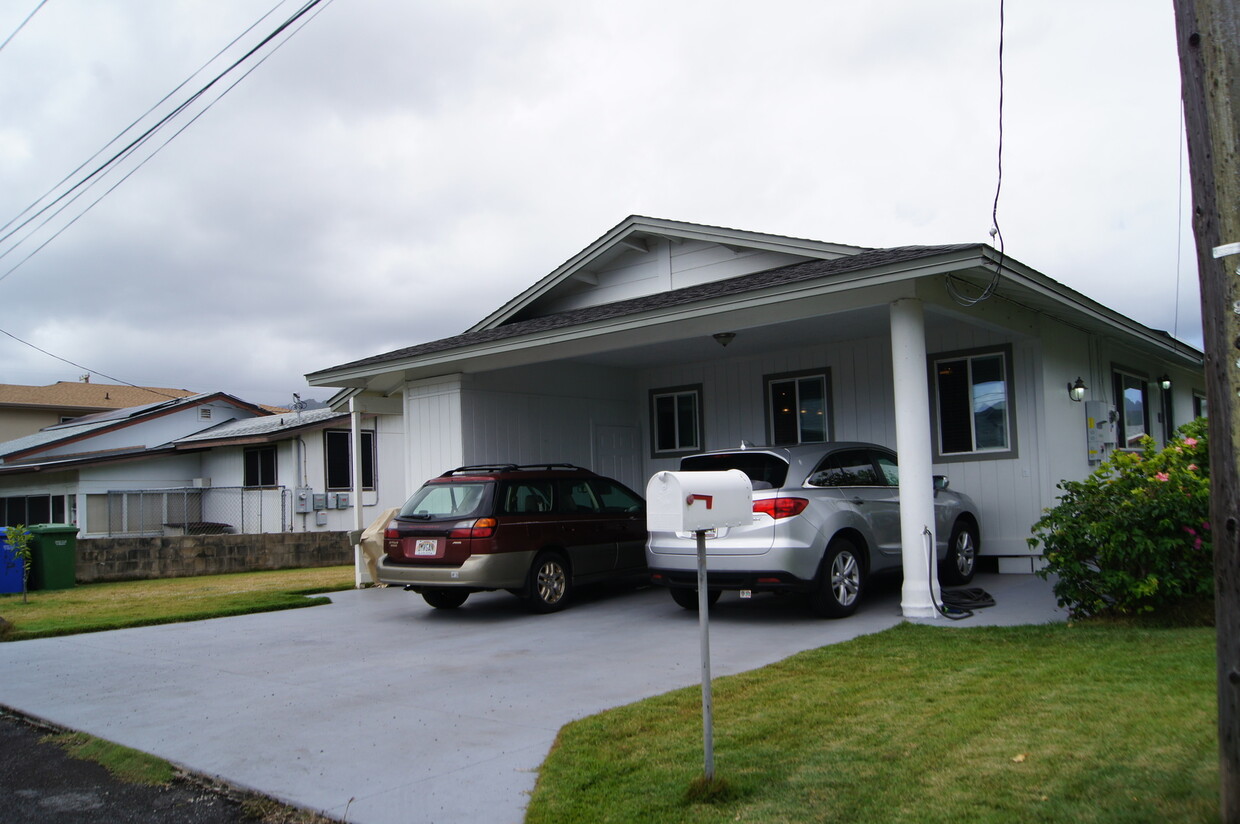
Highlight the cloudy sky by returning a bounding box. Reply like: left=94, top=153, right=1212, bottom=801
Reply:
left=0, top=0, right=1197, bottom=407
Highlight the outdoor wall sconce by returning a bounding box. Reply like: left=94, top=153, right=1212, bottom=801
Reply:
left=1068, top=377, right=1087, bottom=402
left=713, top=332, right=737, bottom=348
left=1160, top=374, right=1172, bottom=391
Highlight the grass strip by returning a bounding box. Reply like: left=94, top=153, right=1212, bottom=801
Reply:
left=0, top=566, right=354, bottom=641
left=43, top=731, right=177, bottom=786
left=527, top=622, right=1218, bottom=824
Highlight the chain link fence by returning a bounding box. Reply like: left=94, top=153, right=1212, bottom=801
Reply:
left=96, top=486, right=292, bottom=537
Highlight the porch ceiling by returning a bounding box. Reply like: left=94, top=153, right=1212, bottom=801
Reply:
left=567, top=305, right=893, bottom=369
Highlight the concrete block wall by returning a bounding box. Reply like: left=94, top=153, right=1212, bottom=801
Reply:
left=75, top=532, right=353, bottom=583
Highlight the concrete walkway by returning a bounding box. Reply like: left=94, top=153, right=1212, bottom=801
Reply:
left=0, top=573, right=1063, bottom=823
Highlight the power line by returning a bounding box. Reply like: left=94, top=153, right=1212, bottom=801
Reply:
left=0, top=324, right=185, bottom=399
left=0, top=0, right=335, bottom=283
left=947, top=0, right=1006, bottom=307
left=0, top=0, right=48, bottom=55
left=0, top=0, right=334, bottom=393
left=0, top=0, right=331, bottom=280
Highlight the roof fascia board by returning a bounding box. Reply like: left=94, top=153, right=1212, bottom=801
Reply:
left=975, top=249, right=1204, bottom=364
left=0, top=445, right=182, bottom=475
left=466, top=216, right=868, bottom=333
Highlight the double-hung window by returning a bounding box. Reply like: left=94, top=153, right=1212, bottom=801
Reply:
left=1113, top=369, right=1150, bottom=449
left=932, top=347, right=1015, bottom=459
left=325, top=429, right=376, bottom=491
left=765, top=370, right=831, bottom=445
left=244, top=446, right=277, bottom=488
left=650, top=385, right=702, bottom=457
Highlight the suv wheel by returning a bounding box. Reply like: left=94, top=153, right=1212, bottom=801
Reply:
left=670, top=587, right=722, bottom=610
left=422, top=588, right=469, bottom=610
left=525, top=551, right=571, bottom=613
left=940, top=521, right=978, bottom=586
left=810, top=538, right=864, bottom=618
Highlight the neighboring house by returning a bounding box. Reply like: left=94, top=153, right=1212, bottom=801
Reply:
left=305, top=215, right=1205, bottom=581
left=0, top=393, right=404, bottom=537
left=0, top=381, right=196, bottom=442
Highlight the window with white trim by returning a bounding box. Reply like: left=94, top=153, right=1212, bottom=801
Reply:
left=932, top=348, right=1015, bottom=458
left=765, top=370, right=831, bottom=445
left=650, top=385, right=702, bottom=456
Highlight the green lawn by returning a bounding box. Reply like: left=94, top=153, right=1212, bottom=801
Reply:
left=527, top=622, right=1219, bottom=824
left=0, top=566, right=355, bottom=641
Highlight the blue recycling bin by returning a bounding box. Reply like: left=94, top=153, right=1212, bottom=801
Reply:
left=0, top=539, right=24, bottom=594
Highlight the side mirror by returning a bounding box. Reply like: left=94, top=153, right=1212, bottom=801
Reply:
left=933, top=475, right=950, bottom=491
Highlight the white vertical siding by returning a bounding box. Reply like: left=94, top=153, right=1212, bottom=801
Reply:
left=405, top=377, right=466, bottom=489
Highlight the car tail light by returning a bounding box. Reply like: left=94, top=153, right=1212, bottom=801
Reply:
left=448, top=517, right=497, bottom=538
left=753, top=497, right=808, bottom=520
left=384, top=527, right=400, bottom=540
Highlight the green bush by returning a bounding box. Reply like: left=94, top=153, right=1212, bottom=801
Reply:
left=1029, top=418, right=1211, bottom=618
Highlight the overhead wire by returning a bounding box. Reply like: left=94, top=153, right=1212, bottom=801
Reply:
left=0, top=0, right=330, bottom=278
left=0, top=0, right=334, bottom=386
left=0, top=0, right=291, bottom=243
left=0, top=0, right=336, bottom=283
left=946, top=0, right=1006, bottom=307
left=0, top=0, right=48, bottom=55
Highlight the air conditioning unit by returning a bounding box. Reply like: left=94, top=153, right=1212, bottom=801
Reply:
left=192, top=478, right=212, bottom=488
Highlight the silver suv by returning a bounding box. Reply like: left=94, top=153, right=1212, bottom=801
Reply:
left=645, top=443, right=980, bottom=617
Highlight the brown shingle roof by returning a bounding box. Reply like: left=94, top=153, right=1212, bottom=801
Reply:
left=0, top=382, right=195, bottom=411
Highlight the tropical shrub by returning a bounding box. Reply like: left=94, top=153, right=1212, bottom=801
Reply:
left=1029, top=418, right=1211, bottom=618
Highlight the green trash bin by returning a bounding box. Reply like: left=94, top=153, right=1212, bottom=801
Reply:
left=27, top=523, right=79, bottom=591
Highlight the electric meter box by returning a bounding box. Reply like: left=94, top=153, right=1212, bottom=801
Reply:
left=646, top=469, right=753, bottom=533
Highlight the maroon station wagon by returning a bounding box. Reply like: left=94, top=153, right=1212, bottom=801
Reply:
left=379, top=464, right=648, bottom=612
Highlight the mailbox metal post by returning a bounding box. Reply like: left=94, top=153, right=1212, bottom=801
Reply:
left=696, top=527, right=715, bottom=781
left=647, top=469, right=752, bottom=784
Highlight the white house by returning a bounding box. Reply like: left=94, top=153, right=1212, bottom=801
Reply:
left=305, top=216, right=1205, bottom=585
left=0, top=392, right=405, bottom=537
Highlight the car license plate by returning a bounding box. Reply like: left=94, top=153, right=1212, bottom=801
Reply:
left=414, top=539, right=438, bottom=556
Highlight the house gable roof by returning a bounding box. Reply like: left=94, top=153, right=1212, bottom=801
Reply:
left=468, top=215, right=869, bottom=332
left=307, top=216, right=1203, bottom=390
left=310, top=243, right=978, bottom=382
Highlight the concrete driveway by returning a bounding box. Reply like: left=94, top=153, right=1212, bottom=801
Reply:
left=0, top=573, right=1062, bottom=823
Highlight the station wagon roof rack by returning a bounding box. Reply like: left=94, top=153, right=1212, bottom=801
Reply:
left=440, top=463, right=591, bottom=477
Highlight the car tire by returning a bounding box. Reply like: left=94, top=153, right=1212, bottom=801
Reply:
left=525, top=551, right=571, bottom=613
left=940, top=521, right=978, bottom=586
left=422, top=588, right=469, bottom=610
left=810, top=538, right=864, bottom=618
left=670, top=587, right=722, bottom=610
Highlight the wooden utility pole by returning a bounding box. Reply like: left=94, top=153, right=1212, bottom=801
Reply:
left=1173, top=0, right=1240, bottom=818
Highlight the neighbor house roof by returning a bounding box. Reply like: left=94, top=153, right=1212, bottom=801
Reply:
left=0, top=392, right=271, bottom=468
left=174, top=407, right=351, bottom=448
left=0, top=381, right=195, bottom=411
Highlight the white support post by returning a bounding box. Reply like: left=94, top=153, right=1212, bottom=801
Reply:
left=889, top=298, right=940, bottom=618
left=350, top=397, right=365, bottom=589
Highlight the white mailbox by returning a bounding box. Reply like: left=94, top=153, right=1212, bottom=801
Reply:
left=646, top=469, right=754, bottom=533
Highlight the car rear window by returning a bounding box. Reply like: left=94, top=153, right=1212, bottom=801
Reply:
left=680, top=452, right=789, bottom=489
left=399, top=481, right=491, bottom=520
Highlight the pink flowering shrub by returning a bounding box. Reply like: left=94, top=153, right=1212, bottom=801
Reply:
left=1029, top=418, right=1211, bottom=618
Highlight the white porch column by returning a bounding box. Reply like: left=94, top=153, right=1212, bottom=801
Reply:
left=890, top=298, right=940, bottom=618
left=350, top=397, right=365, bottom=588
